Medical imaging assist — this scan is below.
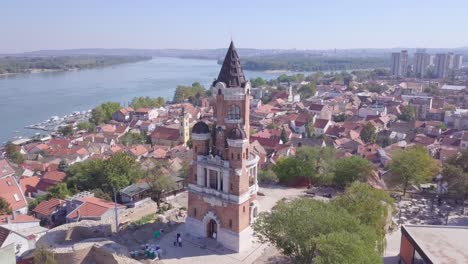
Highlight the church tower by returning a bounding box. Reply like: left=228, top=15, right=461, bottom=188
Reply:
left=186, top=41, right=259, bottom=252
left=180, top=107, right=190, bottom=146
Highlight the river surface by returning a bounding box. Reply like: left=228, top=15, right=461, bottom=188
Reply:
left=0, top=57, right=283, bottom=143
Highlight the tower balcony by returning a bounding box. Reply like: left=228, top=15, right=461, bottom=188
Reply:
left=197, top=155, right=230, bottom=169
left=246, top=153, right=260, bottom=168
left=224, top=118, right=243, bottom=125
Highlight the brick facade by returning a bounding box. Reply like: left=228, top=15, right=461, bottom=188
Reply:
left=186, top=41, right=259, bottom=252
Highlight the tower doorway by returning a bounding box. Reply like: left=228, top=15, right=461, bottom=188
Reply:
left=207, top=219, right=218, bottom=239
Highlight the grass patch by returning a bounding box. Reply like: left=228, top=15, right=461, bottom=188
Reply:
left=133, top=213, right=157, bottom=226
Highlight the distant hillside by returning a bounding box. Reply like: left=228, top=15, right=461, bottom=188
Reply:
left=2, top=47, right=467, bottom=73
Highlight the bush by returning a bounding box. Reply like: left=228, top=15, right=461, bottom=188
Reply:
left=258, top=169, right=278, bottom=184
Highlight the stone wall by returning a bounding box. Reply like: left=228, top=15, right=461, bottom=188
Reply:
left=36, top=220, right=138, bottom=264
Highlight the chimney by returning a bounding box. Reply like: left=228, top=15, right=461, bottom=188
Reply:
left=12, top=211, right=16, bottom=220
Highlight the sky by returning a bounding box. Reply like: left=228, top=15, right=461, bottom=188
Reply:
left=1, top=0, right=468, bottom=53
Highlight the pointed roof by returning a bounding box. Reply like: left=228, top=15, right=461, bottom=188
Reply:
left=215, top=41, right=246, bottom=88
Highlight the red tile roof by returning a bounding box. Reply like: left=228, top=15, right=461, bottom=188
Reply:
left=67, top=197, right=124, bottom=220
left=151, top=126, right=180, bottom=141
left=314, top=119, right=330, bottom=129
left=0, top=160, right=15, bottom=178
left=0, top=176, right=27, bottom=211
left=32, top=198, right=65, bottom=216
left=42, top=171, right=66, bottom=184
left=250, top=136, right=280, bottom=150
left=0, top=214, right=39, bottom=224
left=19, top=176, right=40, bottom=196
left=309, top=103, right=325, bottom=111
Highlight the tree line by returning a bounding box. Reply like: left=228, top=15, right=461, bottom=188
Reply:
left=0, top=55, right=151, bottom=74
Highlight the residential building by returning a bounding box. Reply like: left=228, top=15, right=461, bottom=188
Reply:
left=414, top=50, right=431, bottom=78
left=453, top=54, right=463, bottom=70
left=131, top=108, right=158, bottom=121
left=32, top=198, right=66, bottom=227
left=313, top=118, right=331, bottom=136
left=408, top=96, right=433, bottom=120
left=0, top=160, right=15, bottom=179
left=0, top=176, right=28, bottom=215
left=434, top=53, right=450, bottom=78
left=399, top=225, right=468, bottom=264
left=186, top=41, right=260, bottom=252
left=112, top=107, right=133, bottom=122
left=66, top=195, right=125, bottom=223
left=358, top=105, right=387, bottom=118
left=391, top=50, right=408, bottom=77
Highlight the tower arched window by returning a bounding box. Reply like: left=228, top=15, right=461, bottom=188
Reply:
left=227, top=105, right=240, bottom=120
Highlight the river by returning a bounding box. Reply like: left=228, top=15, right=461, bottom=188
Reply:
left=0, top=57, right=283, bottom=143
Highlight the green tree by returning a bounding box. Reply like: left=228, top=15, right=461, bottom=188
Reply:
left=34, top=247, right=56, bottom=264
left=253, top=198, right=381, bottom=264
left=280, top=127, right=288, bottom=143
left=66, top=152, right=142, bottom=197
left=10, top=151, right=25, bottom=164
left=58, top=125, right=74, bottom=137
left=90, top=102, right=121, bottom=125
left=258, top=169, right=278, bottom=184
left=298, top=82, right=316, bottom=98
left=0, top=197, right=12, bottom=215
left=77, top=121, right=96, bottom=133
left=443, top=150, right=468, bottom=199
left=333, top=182, right=394, bottom=253
left=47, top=183, right=71, bottom=199
left=273, top=147, right=335, bottom=185
left=143, top=160, right=175, bottom=207
left=104, top=152, right=143, bottom=192
left=266, top=123, right=279, bottom=129
left=120, top=132, right=147, bottom=146
left=178, top=161, right=191, bottom=179
left=130, top=96, right=165, bottom=109
left=58, top=160, right=69, bottom=172
left=388, top=146, right=439, bottom=195
left=334, top=156, right=374, bottom=188
left=399, top=105, right=416, bottom=121
left=360, top=122, right=377, bottom=144
left=250, top=77, right=266, bottom=87
left=173, top=82, right=206, bottom=103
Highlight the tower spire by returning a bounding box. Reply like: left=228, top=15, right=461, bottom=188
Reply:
left=215, top=41, right=246, bottom=88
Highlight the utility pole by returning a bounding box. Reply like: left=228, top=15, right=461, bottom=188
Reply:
left=113, top=186, right=119, bottom=232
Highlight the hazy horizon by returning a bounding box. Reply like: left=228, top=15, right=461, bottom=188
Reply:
left=2, top=0, right=468, bottom=53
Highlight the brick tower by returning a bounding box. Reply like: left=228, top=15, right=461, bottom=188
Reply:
left=186, top=41, right=259, bottom=252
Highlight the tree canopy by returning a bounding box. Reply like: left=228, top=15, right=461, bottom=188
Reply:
left=298, top=82, right=317, bottom=98
left=0, top=197, right=12, bottom=215
left=253, top=198, right=381, bottom=264
left=273, top=146, right=335, bottom=185
left=250, top=77, right=267, bottom=87
left=360, top=122, right=377, bottom=144
left=120, top=132, right=148, bottom=146
left=143, top=160, right=175, bottom=207
left=77, top=121, right=96, bottom=133
left=58, top=125, right=74, bottom=137
left=399, top=105, right=416, bottom=121
left=442, top=150, right=468, bottom=199
left=333, top=182, right=394, bottom=252
left=388, top=146, right=439, bottom=195
left=333, top=156, right=374, bottom=188
left=66, top=152, right=142, bottom=197
left=130, top=96, right=165, bottom=109
left=90, top=102, right=121, bottom=125
left=173, top=82, right=206, bottom=104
